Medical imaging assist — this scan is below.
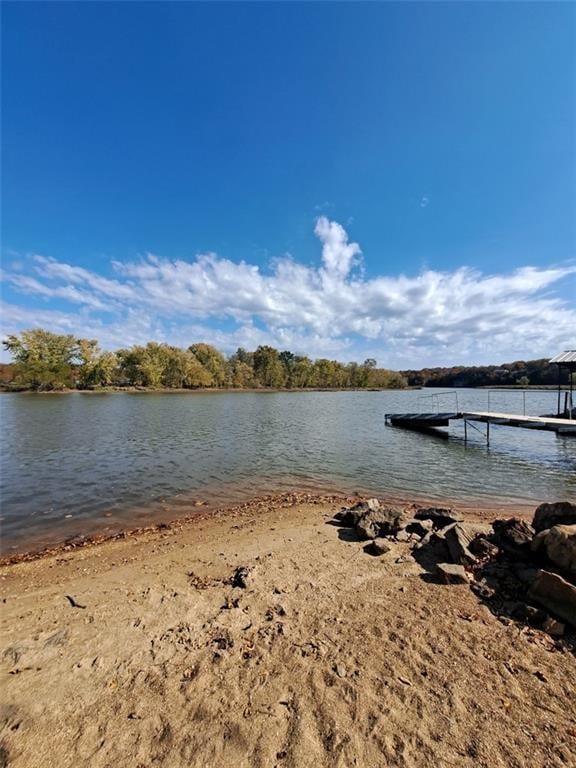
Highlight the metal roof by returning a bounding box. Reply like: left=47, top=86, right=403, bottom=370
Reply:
left=550, top=350, right=576, bottom=364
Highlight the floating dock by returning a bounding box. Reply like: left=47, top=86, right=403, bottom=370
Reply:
left=385, top=411, right=576, bottom=438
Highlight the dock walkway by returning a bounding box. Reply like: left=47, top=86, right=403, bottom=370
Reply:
left=384, top=410, right=576, bottom=436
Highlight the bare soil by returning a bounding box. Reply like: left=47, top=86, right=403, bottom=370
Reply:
left=1, top=496, right=574, bottom=768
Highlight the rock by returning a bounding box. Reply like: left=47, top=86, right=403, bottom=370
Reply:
left=414, top=529, right=451, bottom=560
left=444, top=523, right=492, bottom=565
left=335, top=508, right=365, bottom=527
left=335, top=498, right=380, bottom=526
left=395, top=530, right=412, bottom=543
left=335, top=664, right=347, bottom=678
left=528, top=569, right=576, bottom=626
left=531, top=529, right=548, bottom=554
left=231, top=566, right=253, bottom=589
left=437, top=562, right=468, bottom=584
left=532, top=524, right=576, bottom=575
left=532, top=501, right=576, bottom=533
left=471, top=577, right=496, bottom=599
left=414, top=507, right=464, bottom=528
left=356, top=517, right=379, bottom=540
left=365, top=540, right=391, bottom=556
left=492, top=518, right=534, bottom=555
left=542, top=616, right=565, bottom=637
left=354, top=507, right=408, bottom=540
left=509, top=602, right=547, bottom=625
left=432, top=522, right=456, bottom=540
left=469, top=536, right=499, bottom=558
left=405, top=519, right=434, bottom=538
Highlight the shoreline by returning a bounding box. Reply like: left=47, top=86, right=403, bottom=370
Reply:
left=0, top=489, right=541, bottom=567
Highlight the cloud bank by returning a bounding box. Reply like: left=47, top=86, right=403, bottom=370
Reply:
left=2, top=217, right=575, bottom=367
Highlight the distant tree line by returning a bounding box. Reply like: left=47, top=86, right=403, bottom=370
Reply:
left=2, top=329, right=407, bottom=392
left=400, top=358, right=565, bottom=388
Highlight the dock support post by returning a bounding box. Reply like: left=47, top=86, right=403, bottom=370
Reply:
left=487, top=421, right=490, bottom=447
left=464, top=419, right=468, bottom=444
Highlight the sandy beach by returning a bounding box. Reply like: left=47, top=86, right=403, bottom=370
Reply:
left=1, top=494, right=575, bottom=768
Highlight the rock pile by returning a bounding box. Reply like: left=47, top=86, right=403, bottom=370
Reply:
left=335, top=499, right=576, bottom=637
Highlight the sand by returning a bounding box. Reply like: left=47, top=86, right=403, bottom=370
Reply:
left=1, top=495, right=575, bottom=768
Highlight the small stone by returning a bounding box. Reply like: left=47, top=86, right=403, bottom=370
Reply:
left=335, top=664, right=347, bottom=678
left=395, top=531, right=411, bottom=543
left=231, top=566, right=253, bottom=589
left=365, top=540, right=391, bottom=556
left=542, top=616, right=565, bottom=637
left=471, top=579, right=496, bottom=599
left=437, top=562, right=468, bottom=584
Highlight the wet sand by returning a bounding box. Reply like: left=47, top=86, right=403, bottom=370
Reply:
left=1, top=494, right=575, bottom=767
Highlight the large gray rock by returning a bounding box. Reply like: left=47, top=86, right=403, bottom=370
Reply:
left=492, top=518, right=534, bottom=555
left=532, top=501, right=576, bottom=533
left=336, top=498, right=381, bottom=527
left=528, top=569, right=576, bottom=626
left=355, top=507, right=408, bottom=540
left=532, top=524, right=576, bottom=575
left=356, top=515, right=380, bottom=540
left=444, top=522, right=492, bottom=565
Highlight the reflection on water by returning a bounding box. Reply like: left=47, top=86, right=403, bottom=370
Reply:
left=1, top=389, right=575, bottom=552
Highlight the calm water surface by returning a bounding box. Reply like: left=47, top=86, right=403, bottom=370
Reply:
left=1, top=389, right=575, bottom=553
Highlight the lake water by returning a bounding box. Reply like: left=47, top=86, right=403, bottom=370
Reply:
left=1, top=389, right=575, bottom=553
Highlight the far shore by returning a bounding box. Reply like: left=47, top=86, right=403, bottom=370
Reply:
left=1, top=492, right=574, bottom=767
left=0, top=385, right=415, bottom=394
left=2, top=383, right=572, bottom=394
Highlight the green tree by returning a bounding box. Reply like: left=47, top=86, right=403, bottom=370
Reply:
left=163, top=347, right=213, bottom=388
left=311, top=359, right=339, bottom=388
left=116, top=343, right=170, bottom=387
left=228, top=359, right=256, bottom=388
left=189, top=343, right=228, bottom=387
left=253, top=346, right=285, bottom=388
left=291, top=355, right=313, bottom=388
left=279, top=350, right=296, bottom=387
left=77, top=339, right=119, bottom=388
left=3, top=329, right=80, bottom=390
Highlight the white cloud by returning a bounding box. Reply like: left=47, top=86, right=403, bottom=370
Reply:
left=1, top=218, right=575, bottom=367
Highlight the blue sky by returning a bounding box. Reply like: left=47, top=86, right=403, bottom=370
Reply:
left=1, top=1, right=575, bottom=367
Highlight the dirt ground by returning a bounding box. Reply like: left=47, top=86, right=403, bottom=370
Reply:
left=1, top=495, right=575, bottom=768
